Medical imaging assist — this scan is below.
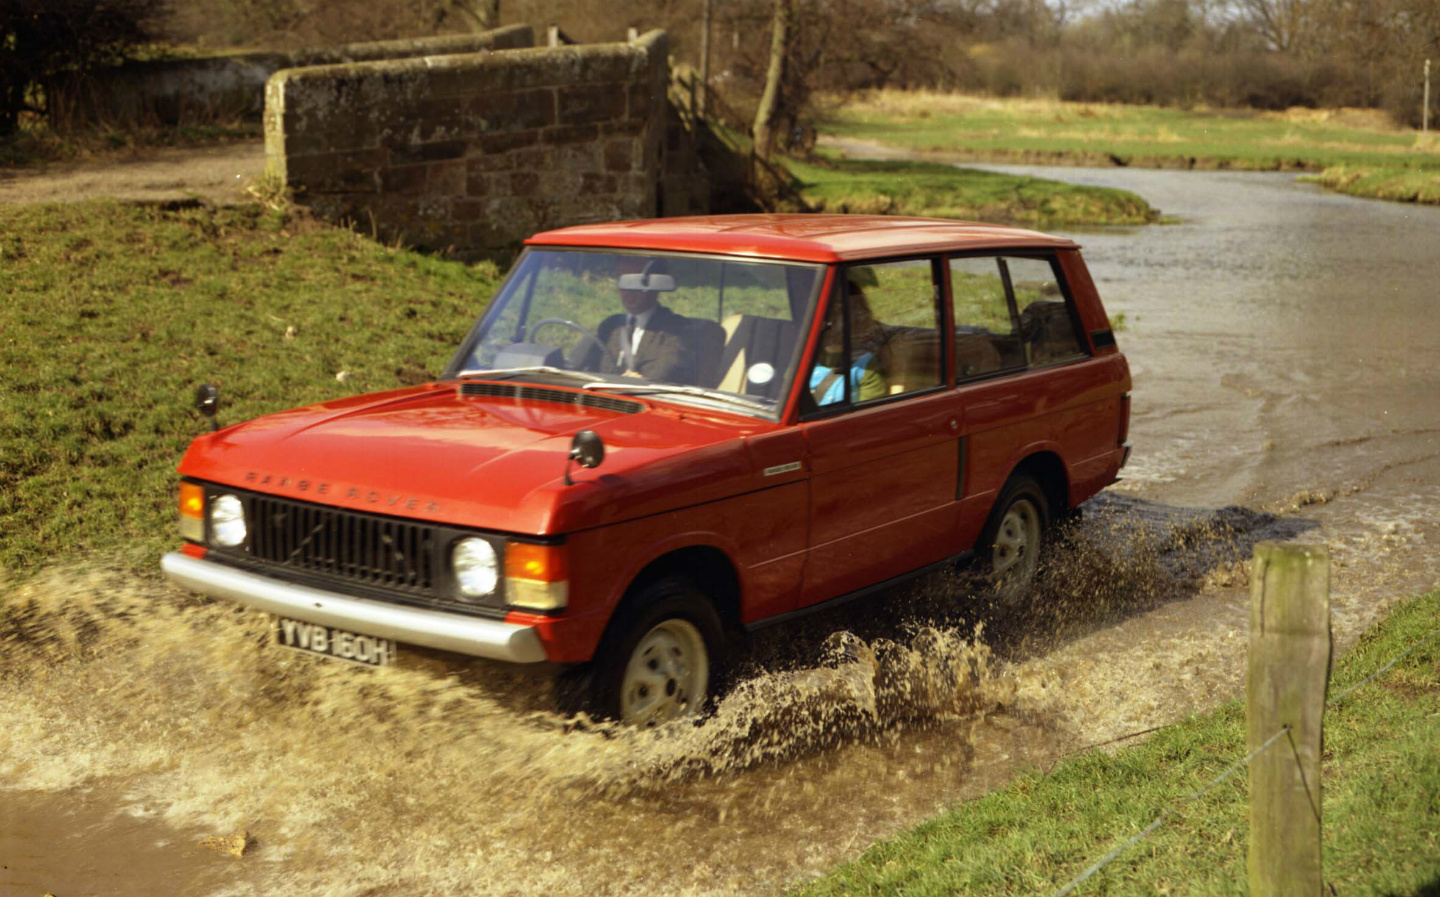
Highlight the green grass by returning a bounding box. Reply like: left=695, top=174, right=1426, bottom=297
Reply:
left=1306, top=164, right=1440, bottom=204
left=785, top=154, right=1157, bottom=226
left=0, top=200, right=500, bottom=575
left=710, top=122, right=1157, bottom=226
left=793, top=588, right=1440, bottom=896
left=821, top=91, right=1440, bottom=204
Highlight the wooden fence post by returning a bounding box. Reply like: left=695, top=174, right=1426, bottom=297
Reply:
left=1248, top=542, right=1332, bottom=897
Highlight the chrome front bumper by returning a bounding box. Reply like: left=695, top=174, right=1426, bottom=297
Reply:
left=162, top=552, right=547, bottom=663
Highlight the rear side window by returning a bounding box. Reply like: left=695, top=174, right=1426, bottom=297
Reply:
left=807, top=259, right=943, bottom=409
left=1007, top=257, right=1085, bottom=366
left=949, top=255, right=1086, bottom=382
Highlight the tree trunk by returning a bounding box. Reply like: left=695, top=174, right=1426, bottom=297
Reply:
left=752, top=0, right=792, bottom=160
left=447, top=0, right=500, bottom=32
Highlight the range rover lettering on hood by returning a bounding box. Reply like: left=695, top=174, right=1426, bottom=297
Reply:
left=243, top=471, right=441, bottom=513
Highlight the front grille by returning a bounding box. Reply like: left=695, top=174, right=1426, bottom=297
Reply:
left=459, top=381, right=643, bottom=415
left=247, top=494, right=437, bottom=597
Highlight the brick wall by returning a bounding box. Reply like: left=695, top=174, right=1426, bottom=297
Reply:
left=264, top=30, right=674, bottom=258
left=55, top=26, right=534, bottom=127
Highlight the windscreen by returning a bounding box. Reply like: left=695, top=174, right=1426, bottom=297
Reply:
left=449, top=249, right=825, bottom=418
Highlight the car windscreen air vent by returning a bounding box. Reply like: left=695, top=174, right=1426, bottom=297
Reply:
left=459, top=381, right=644, bottom=415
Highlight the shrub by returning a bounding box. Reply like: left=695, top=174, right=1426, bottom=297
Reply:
left=0, top=0, right=164, bottom=137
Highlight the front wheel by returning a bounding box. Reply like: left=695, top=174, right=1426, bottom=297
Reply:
left=593, top=578, right=724, bottom=726
left=979, top=475, right=1050, bottom=605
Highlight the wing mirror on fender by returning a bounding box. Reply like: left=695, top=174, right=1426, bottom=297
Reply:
left=563, top=429, right=605, bottom=486
left=195, top=383, right=220, bottom=432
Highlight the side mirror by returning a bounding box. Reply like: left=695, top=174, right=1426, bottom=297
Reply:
left=195, top=383, right=220, bottom=432
left=564, top=429, right=605, bottom=485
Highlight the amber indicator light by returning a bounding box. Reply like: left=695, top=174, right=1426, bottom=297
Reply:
left=180, top=482, right=204, bottom=518
left=505, top=543, right=567, bottom=582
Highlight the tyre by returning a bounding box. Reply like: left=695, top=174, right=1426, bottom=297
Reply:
left=978, top=475, right=1050, bottom=604
left=592, top=577, right=725, bottom=726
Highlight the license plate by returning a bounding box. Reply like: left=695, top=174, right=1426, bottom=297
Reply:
left=275, top=617, right=395, bottom=667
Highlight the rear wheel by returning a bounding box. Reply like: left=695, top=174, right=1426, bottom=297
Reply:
left=593, top=578, right=724, bottom=726
left=979, top=475, right=1050, bottom=604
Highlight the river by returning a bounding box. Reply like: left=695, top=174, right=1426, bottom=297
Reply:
left=3, top=166, right=1438, bottom=896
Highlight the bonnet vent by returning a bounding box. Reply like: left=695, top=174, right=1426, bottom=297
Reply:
left=459, top=381, right=644, bottom=415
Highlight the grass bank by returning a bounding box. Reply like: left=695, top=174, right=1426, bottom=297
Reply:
left=794, top=587, right=1440, bottom=896
left=0, top=201, right=499, bottom=575
left=822, top=90, right=1440, bottom=205
left=784, top=154, right=1157, bottom=226
left=710, top=123, right=1158, bottom=226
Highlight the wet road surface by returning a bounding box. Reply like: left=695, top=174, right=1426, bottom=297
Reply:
left=3, top=165, right=1439, bottom=896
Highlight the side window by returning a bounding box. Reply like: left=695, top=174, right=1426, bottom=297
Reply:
left=1007, top=257, right=1085, bottom=366
left=949, top=254, right=1085, bottom=382
left=807, top=259, right=942, bottom=409
left=950, top=256, right=1024, bottom=380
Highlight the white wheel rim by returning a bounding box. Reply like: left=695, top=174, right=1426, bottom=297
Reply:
left=991, top=497, right=1041, bottom=586
left=619, top=619, right=709, bottom=726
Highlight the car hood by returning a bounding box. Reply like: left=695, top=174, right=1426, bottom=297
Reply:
left=177, top=382, right=785, bottom=534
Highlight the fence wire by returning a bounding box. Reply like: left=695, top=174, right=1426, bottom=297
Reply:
left=1328, top=626, right=1440, bottom=707
left=1049, top=726, right=1290, bottom=897
left=1047, top=623, right=1440, bottom=897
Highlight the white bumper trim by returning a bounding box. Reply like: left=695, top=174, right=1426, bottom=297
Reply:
left=162, top=552, right=546, bottom=663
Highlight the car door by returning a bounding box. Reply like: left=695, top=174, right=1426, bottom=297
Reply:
left=798, top=257, right=961, bottom=608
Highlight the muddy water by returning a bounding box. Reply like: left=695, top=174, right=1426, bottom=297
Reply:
left=4, top=169, right=1440, bottom=895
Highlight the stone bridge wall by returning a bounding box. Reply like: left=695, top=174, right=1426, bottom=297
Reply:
left=264, top=30, right=680, bottom=258
left=57, top=25, right=534, bottom=127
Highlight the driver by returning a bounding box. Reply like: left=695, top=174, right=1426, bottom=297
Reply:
left=591, top=257, right=696, bottom=383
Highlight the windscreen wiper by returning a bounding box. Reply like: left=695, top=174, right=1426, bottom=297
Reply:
left=456, top=366, right=606, bottom=383
left=582, top=382, right=771, bottom=414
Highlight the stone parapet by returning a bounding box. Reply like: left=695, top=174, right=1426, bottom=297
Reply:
left=265, top=30, right=671, bottom=258
left=54, top=25, right=534, bottom=127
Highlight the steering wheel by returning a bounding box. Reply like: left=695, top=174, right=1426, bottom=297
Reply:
left=527, top=317, right=616, bottom=369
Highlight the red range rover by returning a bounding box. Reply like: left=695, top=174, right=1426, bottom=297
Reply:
left=164, top=214, right=1131, bottom=725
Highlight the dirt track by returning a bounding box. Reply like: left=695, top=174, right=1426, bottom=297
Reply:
left=0, top=141, right=265, bottom=205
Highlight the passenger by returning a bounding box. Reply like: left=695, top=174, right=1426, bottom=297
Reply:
left=809, top=283, right=888, bottom=405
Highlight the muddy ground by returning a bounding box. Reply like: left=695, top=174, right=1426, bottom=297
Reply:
left=2, top=164, right=1438, bottom=896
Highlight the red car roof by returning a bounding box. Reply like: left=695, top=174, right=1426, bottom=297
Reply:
left=525, top=214, right=1078, bottom=263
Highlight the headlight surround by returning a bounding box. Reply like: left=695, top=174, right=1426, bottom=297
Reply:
left=452, top=537, right=500, bottom=599
left=209, top=493, right=247, bottom=547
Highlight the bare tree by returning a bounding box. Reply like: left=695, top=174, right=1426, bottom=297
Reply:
left=443, top=0, right=501, bottom=31
left=752, top=0, right=792, bottom=158
left=1234, top=0, right=1312, bottom=51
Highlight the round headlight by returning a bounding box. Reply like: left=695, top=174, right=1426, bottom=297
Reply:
left=209, top=494, right=247, bottom=547
left=452, top=537, right=499, bottom=599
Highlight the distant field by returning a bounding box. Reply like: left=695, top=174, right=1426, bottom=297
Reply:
left=821, top=91, right=1440, bottom=203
